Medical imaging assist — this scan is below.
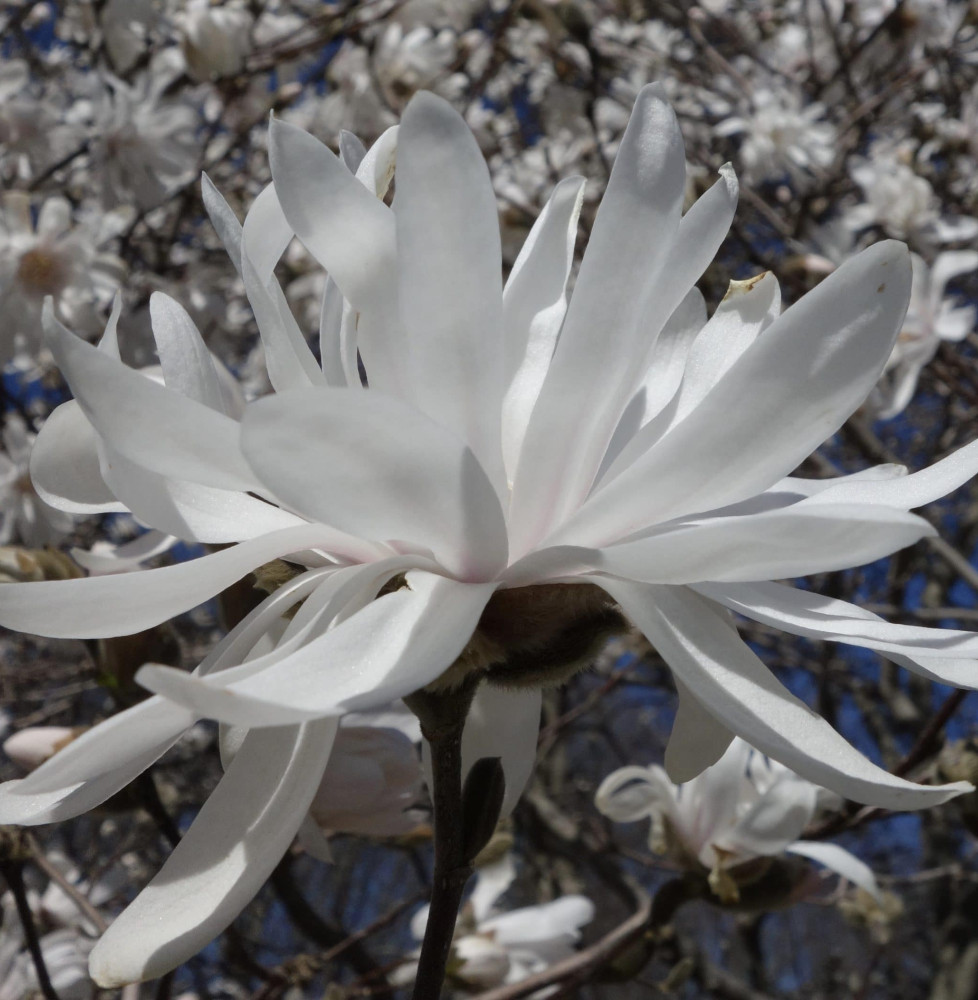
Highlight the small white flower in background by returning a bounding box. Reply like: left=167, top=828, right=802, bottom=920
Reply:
left=597, top=738, right=880, bottom=904
left=175, top=0, right=254, bottom=82
left=867, top=250, right=978, bottom=419
left=395, top=854, right=594, bottom=990
left=0, top=193, right=124, bottom=363
left=4, top=726, right=80, bottom=771
left=0, top=415, right=75, bottom=547
left=5, top=84, right=978, bottom=986
left=714, top=87, right=836, bottom=186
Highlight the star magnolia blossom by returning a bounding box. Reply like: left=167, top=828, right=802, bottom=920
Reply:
left=597, top=738, right=880, bottom=904
left=2, top=85, right=978, bottom=984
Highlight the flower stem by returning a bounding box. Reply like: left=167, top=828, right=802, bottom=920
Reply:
left=406, top=682, right=480, bottom=1000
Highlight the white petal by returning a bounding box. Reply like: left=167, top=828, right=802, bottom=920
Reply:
left=149, top=293, right=235, bottom=413
left=599, top=503, right=935, bottom=584
left=468, top=855, right=516, bottom=923
left=89, top=719, right=338, bottom=987
left=786, top=840, right=881, bottom=900
left=241, top=388, right=509, bottom=580
left=565, top=242, right=913, bottom=547
left=43, top=304, right=258, bottom=495
left=267, top=118, right=402, bottom=395
left=395, top=92, right=504, bottom=491
left=594, top=765, right=674, bottom=823
left=718, top=776, right=817, bottom=858
left=71, top=530, right=176, bottom=575
left=664, top=679, right=734, bottom=783
left=501, top=176, right=585, bottom=481
left=201, top=174, right=242, bottom=273
left=0, top=523, right=339, bottom=638
left=509, top=84, right=686, bottom=555
left=698, top=580, right=978, bottom=688
left=599, top=579, right=972, bottom=809
left=930, top=250, right=978, bottom=299
left=460, top=686, right=541, bottom=819
left=29, top=400, right=125, bottom=515
left=483, top=896, right=594, bottom=948
left=137, top=571, right=498, bottom=726
left=318, top=277, right=352, bottom=388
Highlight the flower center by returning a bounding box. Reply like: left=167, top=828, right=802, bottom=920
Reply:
left=16, top=247, right=70, bottom=298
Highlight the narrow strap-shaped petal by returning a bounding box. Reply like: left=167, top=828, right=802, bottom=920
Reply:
left=717, top=777, right=817, bottom=858
left=88, top=719, right=339, bottom=987
left=395, top=92, right=505, bottom=493
left=664, top=678, right=734, bottom=783
left=509, top=84, right=686, bottom=555
left=268, top=118, right=402, bottom=395
left=200, top=172, right=242, bottom=273
left=43, top=303, right=258, bottom=495
left=594, top=764, right=675, bottom=823
left=786, top=840, right=881, bottom=900
left=137, top=571, right=498, bottom=726
left=241, top=388, right=509, bottom=580
left=697, top=580, right=978, bottom=688
left=149, top=292, right=235, bottom=413
left=599, top=579, right=971, bottom=809
left=598, top=503, right=934, bottom=584
left=564, top=241, right=913, bottom=547
left=501, top=176, right=585, bottom=482
left=0, top=523, right=343, bottom=638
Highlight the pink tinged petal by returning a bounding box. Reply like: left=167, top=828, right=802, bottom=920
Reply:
left=395, top=92, right=505, bottom=492
left=267, top=118, right=402, bottom=394
left=88, top=718, right=339, bottom=987
left=566, top=241, right=913, bottom=547
left=137, top=571, right=498, bottom=726
left=664, top=679, right=734, bottom=783
left=808, top=437, right=978, bottom=510
left=460, top=686, right=542, bottom=819
left=595, top=288, right=706, bottom=487
left=600, top=579, right=972, bottom=809
left=240, top=185, right=325, bottom=391
left=29, top=400, right=125, bottom=515
left=241, top=388, right=509, bottom=580
left=509, top=84, right=687, bottom=554
left=0, top=522, right=339, bottom=638
left=785, top=840, right=881, bottom=900
left=97, top=445, right=307, bottom=544
left=697, top=580, right=978, bottom=688
left=149, top=293, right=237, bottom=414
left=598, top=503, right=935, bottom=584
left=717, top=777, right=818, bottom=858
left=0, top=697, right=195, bottom=825
left=501, top=176, right=586, bottom=482
left=42, top=304, right=259, bottom=494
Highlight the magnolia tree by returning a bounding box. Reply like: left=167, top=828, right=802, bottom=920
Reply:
left=1, top=1, right=978, bottom=999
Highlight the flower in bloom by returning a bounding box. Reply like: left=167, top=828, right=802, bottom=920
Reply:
left=394, top=854, right=594, bottom=990
left=867, top=250, right=978, bottom=418
left=596, top=738, right=879, bottom=903
left=2, top=85, right=978, bottom=984
left=175, top=0, right=254, bottom=82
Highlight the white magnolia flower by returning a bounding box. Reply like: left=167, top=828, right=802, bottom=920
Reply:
left=868, top=250, right=978, bottom=418
left=3, top=86, right=978, bottom=985
left=714, top=88, right=836, bottom=186
left=395, top=854, right=594, bottom=989
left=597, top=738, right=879, bottom=903
left=0, top=193, right=124, bottom=362
left=175, top=0, right=254, bottom=82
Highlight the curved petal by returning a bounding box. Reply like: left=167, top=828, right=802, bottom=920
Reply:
left=664, top=679, right=735, bottom=783
left=600, top=579, right=972, bottom=809
left=509, top=84, right=686, bottom=555
left=241, top=388, right=509, bottom=580
left=30, top=400, right=125, bottom=515
left=42, top=304, right=259, bottom=495
left=718, top=777, right=817, bottom=858
left=460, top=685, right=542, bottom=819
left=786, top=840, right=881, bottom=900
left=594, top=765, right=674, bottom=823
left=0, top=523, right=340, bottom=638
left=201, top=173, right=242, bottom=274
left=565, top=241, right=913, bottom=547
left=137, top=571, right=498, bottom=726
left=89, top=718, right=339, bottom=987
left=395, top=92, right=504, bottom=492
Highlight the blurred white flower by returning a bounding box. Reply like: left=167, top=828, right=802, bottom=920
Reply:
left=597, top=738, right=879, bottom=903
left=396, top=855, right=594, bottom=989
left=175, top=0, right=254, bottom=82
left=0, top=193, right=124, bottom=362
left=868, top=250, right=978, bottom=418
left=3, top=726, right=79, bottom=771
